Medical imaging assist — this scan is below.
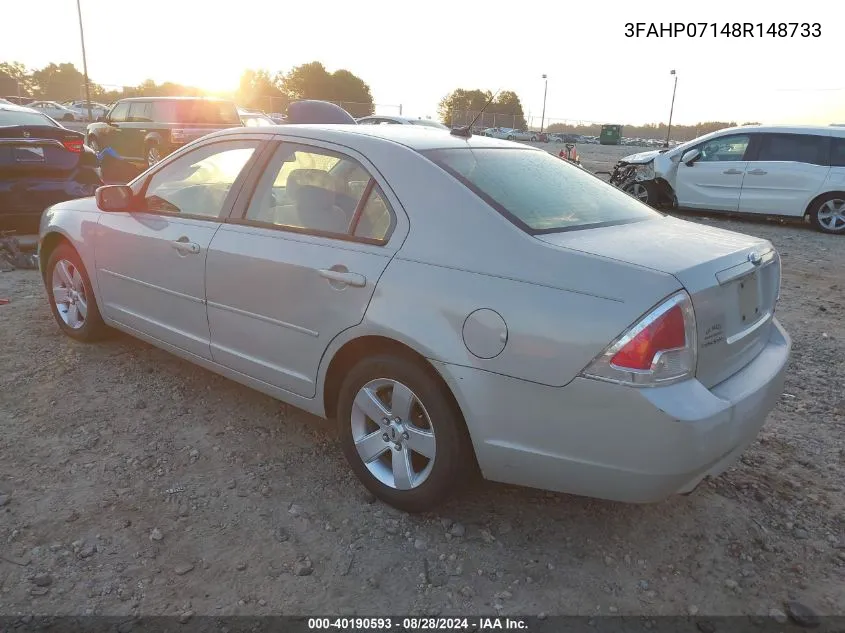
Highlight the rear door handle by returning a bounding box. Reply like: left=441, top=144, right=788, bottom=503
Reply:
left=318, top=268, right=366, bottom=287
left=747, top=169, right=767, bottom=175
left=723, top=169, right=744, bottom=175
left=171, top=238, right=200, bottom=255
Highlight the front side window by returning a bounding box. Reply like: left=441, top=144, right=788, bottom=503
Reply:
left=143, top=140, right=259, bottom=218
left=698, top=134, right=751, bottom=162
left=423, top=147, right=660, bottom=233
left=109, top=102, right=130, bottom=122
left=244, top=143, right=394, bottom=241
left=757, top=133, right=829, bottom=165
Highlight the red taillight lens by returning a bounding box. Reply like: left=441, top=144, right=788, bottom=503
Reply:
left=62, top=139, right=83, bottom=153
left=581, top=291, right=697, bottom=387
left=610, top=305, right=686, bottom=370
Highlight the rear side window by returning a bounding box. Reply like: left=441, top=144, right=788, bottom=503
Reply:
left=152, top=100, right=241, bottom=124
left=0, top=109, right=57, bottom=127
left=423, top=147, right=660, bottom=233
left=757, top=133, right=829, bottom=165
left=128, top=101, right=153, bottom=122
left=828, top=137, right=845, bottom=167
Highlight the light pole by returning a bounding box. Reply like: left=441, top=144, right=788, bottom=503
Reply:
left=540, top=74, right=548, bottom=133
left=665, top=69, right=678, bottom=148
left=76, top=0, right=93, bottom=123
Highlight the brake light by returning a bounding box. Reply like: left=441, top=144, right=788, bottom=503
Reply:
left=171, top=129, right=187, bottom=143
left=581, top=291, right=697, bottom=387
left=62, top=139, right=83, bottom=153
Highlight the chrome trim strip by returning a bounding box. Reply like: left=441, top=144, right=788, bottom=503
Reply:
left=99, top=268, right=205, bottom=304
left=206, top=301, right=319, bottom=337
left=726, top=312, right=773, bottom=345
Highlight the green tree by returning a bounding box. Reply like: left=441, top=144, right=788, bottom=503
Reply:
left=437, top=88, right=526, bottom=129
left=278, top=62, right=374, bottom=116
left=236, top=69, right=288, bottom=113
left=0, top=61, right=31, bottom=96
left=30, top=63, right=91, bottom=101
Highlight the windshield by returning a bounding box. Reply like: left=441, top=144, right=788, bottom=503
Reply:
left=0, top=109, right=58, bottom=127
left=152, top=100, right=241, bottom=124
left=423, top=147, right=661, bottom=233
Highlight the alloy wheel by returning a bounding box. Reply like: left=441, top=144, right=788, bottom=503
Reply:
left=147, top=145, right=161, bottom=167
left=52, top=259, right=88, bottom=330
left=350, top=378, right=436, bottom=490
left=817, top=198, right=845, bottom=232
left=626, top=182, right=650, bottom=203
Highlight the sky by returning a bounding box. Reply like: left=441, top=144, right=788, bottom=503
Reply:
left=2, top=0, right=842, bottom=127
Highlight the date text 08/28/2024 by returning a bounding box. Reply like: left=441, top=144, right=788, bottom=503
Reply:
left=307, top=618, right=528, bottom=630
left=624, top=22, right=821, bottom=37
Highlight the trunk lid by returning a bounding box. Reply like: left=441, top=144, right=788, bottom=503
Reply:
left=0, top=125, right=84, bottom=174
left=537, top=216, right=781, bottom=388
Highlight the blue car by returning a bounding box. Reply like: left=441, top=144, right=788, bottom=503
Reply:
left=0, top=103, right=101, bottom=235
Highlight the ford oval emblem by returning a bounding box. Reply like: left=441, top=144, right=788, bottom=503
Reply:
left=748, top=251, right=763, bottom=266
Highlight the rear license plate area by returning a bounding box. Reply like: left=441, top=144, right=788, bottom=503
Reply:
left=15, top=146, right=45, bottom=162
left=737, top=272, right=760, bottom=325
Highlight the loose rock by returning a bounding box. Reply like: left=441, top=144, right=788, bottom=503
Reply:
left=449, top=523, right=465, bottom=538
left=0, top=494, right=9, bottom=507
left=31, top=573, right=52, bottom=587
left=480, top=529, right=495, bottom=544
left=769, top=608, right=788, bottom=624
left=174, top=563, right=194, bottom=576
left=288, top=504, right=303, bottom=517
left=179, top=611, right=193, bottom=624
left=293, top=556, right=313, bottom=576
left=150, top=528, right=163, bottom=542
left=414, top=538, right=427, bottom=551
left=784, top=601, right=820, bottom=628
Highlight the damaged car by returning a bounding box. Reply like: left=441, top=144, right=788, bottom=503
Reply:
left=609, top=124, right=845, bottom=234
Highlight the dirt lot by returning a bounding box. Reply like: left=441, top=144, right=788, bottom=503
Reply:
left=1, top=159, right=844, bottom=620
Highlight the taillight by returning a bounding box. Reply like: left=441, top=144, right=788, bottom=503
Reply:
left=62, top=139, right=83, bottom=153
left=581, top=291, right=697, bottom=387
left=171, top=129, right=187, bottom=144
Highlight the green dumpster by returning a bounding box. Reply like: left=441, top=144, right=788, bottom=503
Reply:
left=600, top=124, right=622, bottom=145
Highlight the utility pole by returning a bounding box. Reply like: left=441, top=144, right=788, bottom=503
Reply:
left=540, top=74, right=548, bottom=133
left=665, top=70, right=678, bottom=148
left=76, top=0, right=93, bottom=123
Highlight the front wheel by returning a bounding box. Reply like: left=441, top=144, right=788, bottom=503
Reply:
left=624, top=181, right=657, bottom=206
left=46, top=243, right=109, bottom=342
left=809, top=194, right=845, bottom=234
left=506, top=135, right=514, bottom=140
left=336, top=354, right=474, bottom=513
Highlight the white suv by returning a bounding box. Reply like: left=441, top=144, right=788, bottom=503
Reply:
left=610, top=125, right=845, bottom=234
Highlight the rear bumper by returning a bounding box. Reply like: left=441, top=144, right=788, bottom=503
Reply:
left=0, top=175, right=99, bottom=233
left=436, top=318, right=791, bottom=503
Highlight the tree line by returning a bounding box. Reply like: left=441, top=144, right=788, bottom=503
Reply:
left=0, top=61, right=376, bottom=117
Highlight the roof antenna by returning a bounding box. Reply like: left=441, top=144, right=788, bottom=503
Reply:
left=450, top=90, right=500, bottom=138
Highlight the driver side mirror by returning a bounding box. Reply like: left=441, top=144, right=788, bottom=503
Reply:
left=95, top=185, right=134, bottom=212
left=681, top=149, right=701, bottom=166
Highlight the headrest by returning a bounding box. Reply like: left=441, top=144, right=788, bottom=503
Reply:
left=286, top=169, right=339, bottom=199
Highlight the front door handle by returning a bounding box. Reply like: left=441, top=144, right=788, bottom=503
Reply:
left=318, top=268, right=366, bottom=287
left=723, top=169, right=744, bottom=175
left=171, top=238, right=200, bottom=255
left=747, top=169, right=767, bottom=175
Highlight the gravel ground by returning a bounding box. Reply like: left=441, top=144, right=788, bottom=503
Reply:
left=1, top=153, right=843, bottom=620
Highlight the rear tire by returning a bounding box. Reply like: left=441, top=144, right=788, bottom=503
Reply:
left=809, top=193, right=845, bottom=234
left=336, top=354, right=474, bottom=513
left=146, top=142, right=161, bottom=168
left=46, top=243, right=109, bottom=342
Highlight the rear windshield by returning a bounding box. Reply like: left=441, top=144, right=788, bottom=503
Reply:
left=0, top=109, right=58, bottom=128
left=151, top=100, right=240, bottom=124
left=422, top=147, right=660, bottom=233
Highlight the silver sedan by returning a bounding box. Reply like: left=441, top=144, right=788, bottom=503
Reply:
left=38, top=125, right=791, bottom=512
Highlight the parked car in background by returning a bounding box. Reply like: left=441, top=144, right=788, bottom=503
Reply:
left=357, top=115, right=449, bottom=130
left=38, top=123, right=790, bottom=511
left=238, top=109, right=277, bottom=127
left=62, top=100, right=110, bottom=121
left=268, top=112, right=288, bottom=124
left=0, top=98, right=11, bottom=105
left=0, top=103, right=101, bottom=234
left=86, top=97, right=243, bottom=168
left=28, top=100, right=83, bottom=122
left=4, top=96, right=35, bottom=106
left=610, top=124, right=845, bottom=234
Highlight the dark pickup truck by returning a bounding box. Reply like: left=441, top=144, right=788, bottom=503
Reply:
left=85, top=97, right=243, bottom=169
